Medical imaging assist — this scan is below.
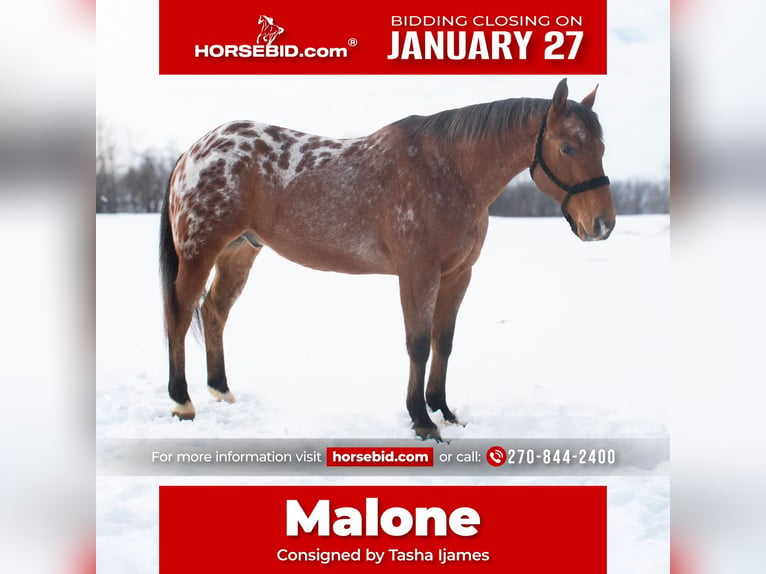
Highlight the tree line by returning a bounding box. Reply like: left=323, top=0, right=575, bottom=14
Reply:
left=96, top=139, right=668, bottom=216
left=488, top=176, right=669, bottom=216
left=96, top=124, right=178, bottom=213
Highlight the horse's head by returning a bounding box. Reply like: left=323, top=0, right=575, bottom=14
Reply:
left=530, top=79, right=615, bottom=241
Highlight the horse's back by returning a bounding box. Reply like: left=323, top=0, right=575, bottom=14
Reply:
left=168, top=121, right=392, bottom=271
left=168, top=119, right=480, bottom=274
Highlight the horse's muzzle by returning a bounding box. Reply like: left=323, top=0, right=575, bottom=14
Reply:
left=576, top=215, right=615, bottom=241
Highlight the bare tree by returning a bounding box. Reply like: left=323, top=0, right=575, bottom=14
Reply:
left=96, top=120, right=118, bottom=213
left=118, top=152, right=173, bottom=212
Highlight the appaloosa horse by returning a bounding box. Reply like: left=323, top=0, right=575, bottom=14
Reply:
left=159, top=79, right=615, bottom=440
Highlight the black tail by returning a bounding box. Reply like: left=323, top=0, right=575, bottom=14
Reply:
left=159, top=160, right=180, bottom=332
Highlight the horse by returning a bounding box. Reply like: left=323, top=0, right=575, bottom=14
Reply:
left=257, top=15, right=284, bottom=46
left=159, top=78, right=615, bottom=440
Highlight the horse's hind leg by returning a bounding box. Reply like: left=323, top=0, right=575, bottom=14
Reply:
left=426, top=268, right=472, bottom=423
left=167, top=251, right=220, bottom=420
left=202, top=237, right=260, bottom=402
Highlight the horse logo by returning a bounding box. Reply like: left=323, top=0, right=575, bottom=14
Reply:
left=257, top=15, right=284, bottom=46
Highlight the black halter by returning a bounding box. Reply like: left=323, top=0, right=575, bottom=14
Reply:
left=528, top=110, right=610, bottom=233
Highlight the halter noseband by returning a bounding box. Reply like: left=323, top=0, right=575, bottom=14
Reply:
left=528, top=110, right=610, bottom=233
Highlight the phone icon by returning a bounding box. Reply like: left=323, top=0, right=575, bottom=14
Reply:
left=486, top=446, right=506, bottom=467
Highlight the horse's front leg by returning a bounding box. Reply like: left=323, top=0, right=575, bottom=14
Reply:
left=426, top=268, right=472, bottom=423
left=398, top=267, right=441, bottom=441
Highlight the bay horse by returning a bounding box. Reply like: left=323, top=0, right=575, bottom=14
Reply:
left=159, top=79, right=615, bottom=440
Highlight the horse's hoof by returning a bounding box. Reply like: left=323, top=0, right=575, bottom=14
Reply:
left=443, top=414, right=465, bottom=427
left=414, top=424, right=442, bottom=442
left=428, top=401, right=457, bottom=423
left=172, top=400, right=196, bottom=420
left=442, top=412, right=459, bottom=425
left=208, top=387, right=236, bottom=403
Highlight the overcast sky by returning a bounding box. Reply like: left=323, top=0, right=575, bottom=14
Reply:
left=96, top=1, right=669, bottom=181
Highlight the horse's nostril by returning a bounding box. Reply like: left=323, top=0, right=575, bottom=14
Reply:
left=593, top=216, right=614, bottom=237
left=588, top=216, right=611, bottom=240
left=594, top=217, right=605, bottom=235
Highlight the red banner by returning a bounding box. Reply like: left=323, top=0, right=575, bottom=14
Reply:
left=159, top=0, right=607, bottom=75
left=159, top=485, right=606, bottom=572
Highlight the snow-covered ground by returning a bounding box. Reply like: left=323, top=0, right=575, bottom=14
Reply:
left=97, top=213, right=669, bottom=440
left=97, top=213, right=670, bottom=572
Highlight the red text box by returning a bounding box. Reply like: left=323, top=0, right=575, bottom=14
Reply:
left=159, top=485, right=606, bottom=573
left=159, top=0, right=607, bottom=75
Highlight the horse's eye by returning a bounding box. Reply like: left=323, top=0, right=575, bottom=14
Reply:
left=560, top=143, right=576, bottom=156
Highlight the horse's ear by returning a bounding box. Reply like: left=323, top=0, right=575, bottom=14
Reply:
left=581, top=84, right=598, bottom=110
left=550, top=78, right=569, bottom=118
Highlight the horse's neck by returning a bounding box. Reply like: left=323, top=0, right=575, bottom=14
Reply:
left=452, top=113, right=542, bottom=211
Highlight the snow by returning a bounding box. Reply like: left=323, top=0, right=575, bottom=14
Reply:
left=97, top=213, right=669, bottom=572
left=97, top=213, right=668, bottom=440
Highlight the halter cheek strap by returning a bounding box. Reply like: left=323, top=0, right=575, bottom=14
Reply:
left=529, top=110, right=610, bottom=232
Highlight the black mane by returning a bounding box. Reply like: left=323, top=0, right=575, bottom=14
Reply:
left=393, top=97, right=602, bottom=143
